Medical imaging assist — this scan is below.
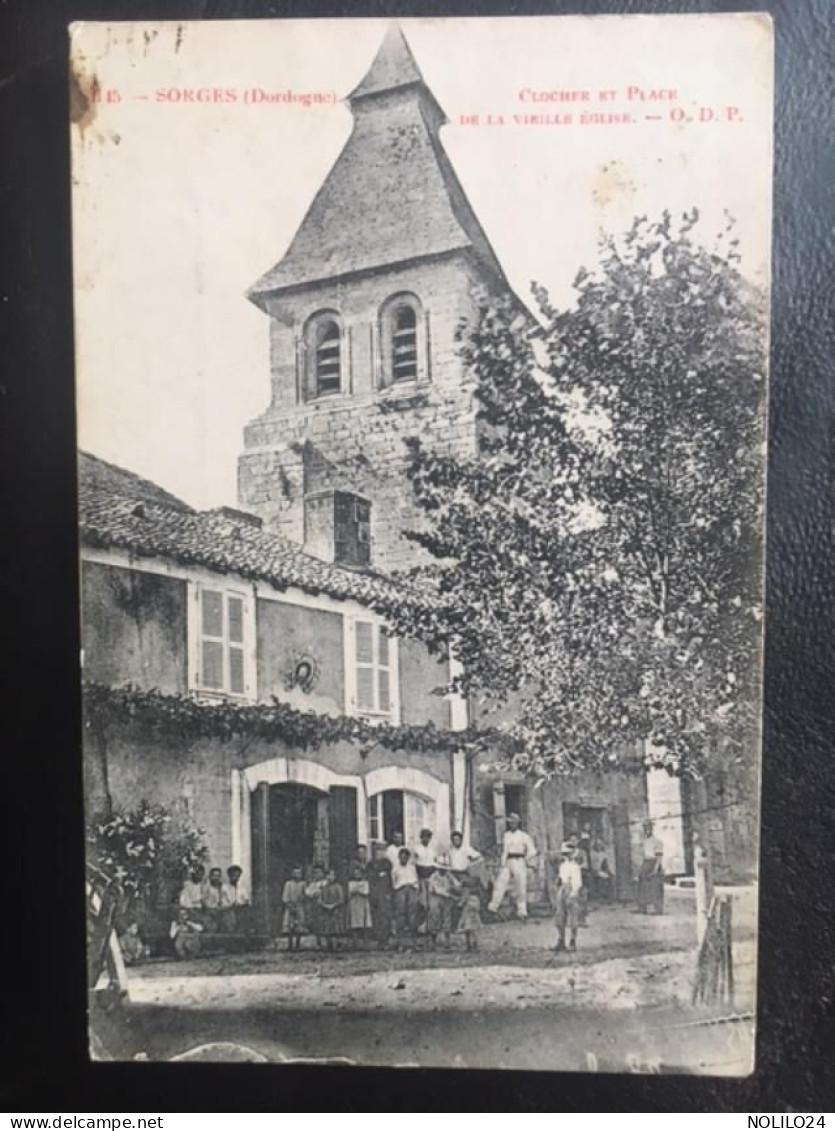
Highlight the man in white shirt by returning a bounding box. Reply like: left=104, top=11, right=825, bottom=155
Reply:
left=385, top=831, right=405, bottom=869
left=179, top=864, right=207, bottom=927
left=554, top=841, right=583, bottom=952
left=637, top=820, right=665, bottom=915
left=444, top=830, right=482, bottom=876
left=487, top=812, right=537, bottom=921
left=391, top=847, right=419, bottom=940
left=220, top=864, right=250, bottom=933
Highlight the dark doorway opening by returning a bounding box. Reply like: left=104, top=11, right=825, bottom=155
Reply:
left=563, top=802, right=633, bottom=902
left=251, top=780, right=359, bottom=933
left=265, top=783, right=324, bottom=933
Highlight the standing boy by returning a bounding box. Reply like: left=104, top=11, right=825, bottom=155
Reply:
left=391, top=846, right=419, bottom=942
left=554, top=841, right=583, bottom=953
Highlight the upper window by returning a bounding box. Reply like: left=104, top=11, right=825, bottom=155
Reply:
left=346, top=617, right=400, bottom=722
left=379, top=293, right=424, bottom=387
left=356, top=621, right=391, bottom=715
left=189, top=582, right=253, bottom=699
left=314, top=318, right=342, bottom=396
left=302, top=311, right=344, bottom=401
left=391, top=305, right=418, bottom=382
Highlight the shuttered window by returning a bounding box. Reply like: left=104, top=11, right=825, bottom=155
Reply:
left=354, top=621, right=393, bottom=717
left=315, top=319, right=341, bottom=396
left=391, top=305, right=418, bottom=381
left=197, top=587, right=249, bottom=697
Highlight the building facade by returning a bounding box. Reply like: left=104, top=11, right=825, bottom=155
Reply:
left=80, top=453, right=468, bottom=934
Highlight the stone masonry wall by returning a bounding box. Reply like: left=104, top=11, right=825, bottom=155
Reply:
left=239, top=253, right=492, bottom=572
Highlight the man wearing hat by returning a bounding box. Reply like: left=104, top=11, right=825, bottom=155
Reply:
left=554, top=841, right=583, bottom=953
left=487, top=812, right=537, bottom=921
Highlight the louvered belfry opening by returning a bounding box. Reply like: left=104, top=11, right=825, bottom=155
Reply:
left=315, top=319, right=342, bottom=396
left=391, top=303, right=418, bottom=381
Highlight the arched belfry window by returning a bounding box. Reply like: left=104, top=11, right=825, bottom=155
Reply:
left=380, top=294, right=424, bottom=388
left=391, top=305, right=418, bottom=381
left=314, top=318, right=341, bottom=396
left=303, top=311, right=344, bottom=401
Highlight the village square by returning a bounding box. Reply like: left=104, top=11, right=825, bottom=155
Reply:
left=79, top=22, right=766, bottom=1071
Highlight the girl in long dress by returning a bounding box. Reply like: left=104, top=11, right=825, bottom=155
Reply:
left=304, top=863, right=326, bottom=949
left=346, top=863, right=372, bottom=947
left=456, top=879, right=483, bottom=951
left=318, top=869, right=345, bottom=951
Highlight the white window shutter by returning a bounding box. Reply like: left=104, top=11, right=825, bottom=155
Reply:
left=344, top=616, right=356, bottom=713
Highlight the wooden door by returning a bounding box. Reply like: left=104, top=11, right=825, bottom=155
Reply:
left=251, top=781, right=270, bottom=933
left=269, top=784, right=319, bottom=927
left=610, top=802, right=633, bottom=902
left=329, top=785, right=359, bottom=888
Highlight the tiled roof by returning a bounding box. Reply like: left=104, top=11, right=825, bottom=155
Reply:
left=78, top=453, right=416, bottom=612
left=79, top=450, right=192, bottom=511
left=247, top=24, right=509, bottom=303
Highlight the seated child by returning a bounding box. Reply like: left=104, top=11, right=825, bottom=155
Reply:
left=281, top=865, right=307, bottom=951
left=120, top=920, right=149, bottom=966
left=169, top=907, right=204, bottom=959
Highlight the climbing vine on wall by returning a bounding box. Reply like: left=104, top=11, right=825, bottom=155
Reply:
left=82, top=681, right=498, bottom=758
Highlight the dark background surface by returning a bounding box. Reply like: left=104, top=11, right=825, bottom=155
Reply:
left=1, top=0, right=833, bottom=1112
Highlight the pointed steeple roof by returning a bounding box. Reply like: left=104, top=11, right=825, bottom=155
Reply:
left=348, top=23, right=426, bottom=102
left=248, top=25, right=509, bottom=305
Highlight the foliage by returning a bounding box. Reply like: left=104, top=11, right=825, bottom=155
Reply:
left=87, top=800, right=170, bottom=896
left=157, top=821, right=210, bottom=891
left=83, top=681, right=496, bottom=759
left=394, top=211, right=766, bottom=778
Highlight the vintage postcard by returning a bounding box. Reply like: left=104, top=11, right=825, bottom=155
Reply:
left=72, top=14, right=773, bottom=1072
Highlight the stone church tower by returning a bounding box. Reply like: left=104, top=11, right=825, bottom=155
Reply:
left=239, top=24, right=517, bottom=572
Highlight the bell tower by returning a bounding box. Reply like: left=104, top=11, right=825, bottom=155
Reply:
left=239, top=23, right=518, bottom=572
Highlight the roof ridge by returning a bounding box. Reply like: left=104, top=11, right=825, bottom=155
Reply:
left=79, top=470, right=423, bottom=611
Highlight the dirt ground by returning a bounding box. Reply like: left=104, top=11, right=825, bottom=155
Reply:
left=100, top=886, right=757, bottom=1072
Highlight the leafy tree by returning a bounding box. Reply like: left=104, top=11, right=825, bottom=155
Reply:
left=395, top=211, right=766, bottom=779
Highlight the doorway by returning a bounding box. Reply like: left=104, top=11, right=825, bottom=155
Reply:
left=562, top=802, right=633, bottom=902
left=267, top=783, right=325, bottom=929
left=250, top=780, right=359, bottom=933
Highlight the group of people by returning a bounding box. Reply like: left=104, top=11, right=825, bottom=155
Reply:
left=117, top=862, right=252, bottom=964
left=119, top=816, right=665, bottom=964
left=170, top=863, right=251, bottom=958
left=280, top=829, right=485, bottom=951
left=480, top=814, right=602, bottom=954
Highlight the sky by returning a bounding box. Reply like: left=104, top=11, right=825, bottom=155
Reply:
left=71, top=14, right=773, bottom=509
